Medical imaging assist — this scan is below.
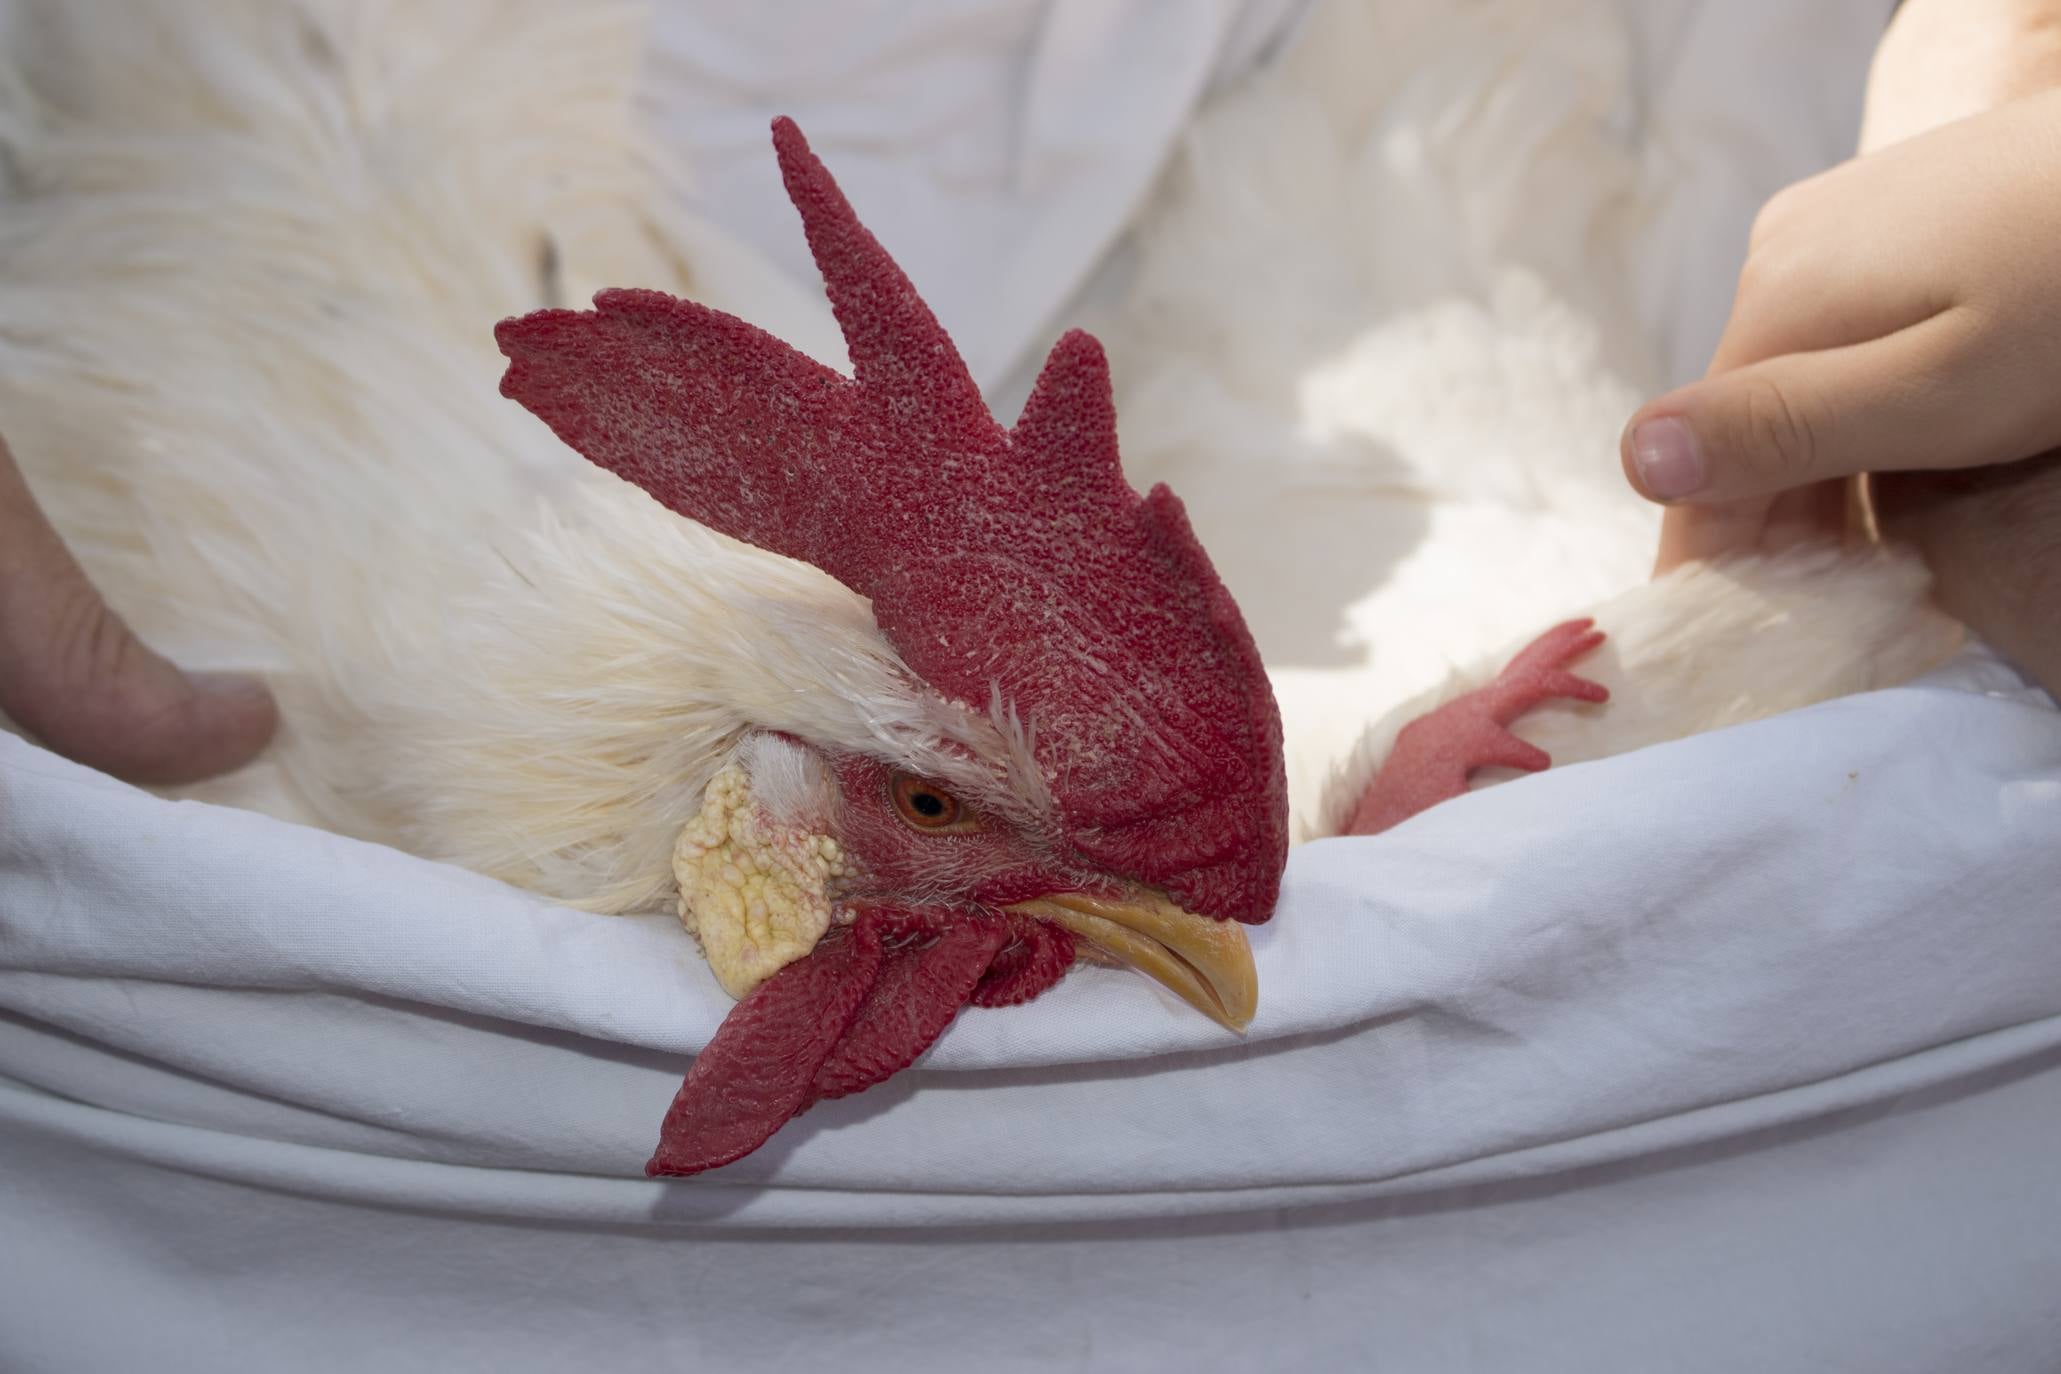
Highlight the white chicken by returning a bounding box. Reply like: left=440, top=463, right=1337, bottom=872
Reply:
left=0, top=0, right=1960, bottom=1173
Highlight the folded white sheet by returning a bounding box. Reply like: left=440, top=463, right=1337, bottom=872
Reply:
left=6, top=651, right=2055, bottom=1225
left=6, top=653, right=2059, bottom=1369
left=639, top=0, right=1310, bottom=391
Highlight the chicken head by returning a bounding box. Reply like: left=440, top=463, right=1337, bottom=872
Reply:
left=496, top=118, right=1287, bottom=1176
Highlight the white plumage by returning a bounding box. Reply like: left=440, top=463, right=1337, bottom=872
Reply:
left=0, top=0, right=1956, bottom=910
left=1090, top=0, right=1960, bottom=833
left=0, top=0, right=900, bottom=913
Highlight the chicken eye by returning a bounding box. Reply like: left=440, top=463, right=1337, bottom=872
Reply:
left=889, top=773, right=978, bottom=833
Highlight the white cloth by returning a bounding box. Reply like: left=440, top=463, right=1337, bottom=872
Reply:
left=639, top=0, right=1309, bottom=391
left=9, top=1, right=2061, bottom=1370
left=5, top=653, right=2060, bottom=1369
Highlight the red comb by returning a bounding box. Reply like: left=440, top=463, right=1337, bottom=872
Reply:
left=497, top=118, right=1286, bottom=922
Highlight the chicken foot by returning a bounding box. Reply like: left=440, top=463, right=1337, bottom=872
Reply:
left=1343, top=620, right=1609, bottom=836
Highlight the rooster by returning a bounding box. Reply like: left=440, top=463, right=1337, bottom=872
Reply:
left=0, top=2, right=1959, bottom=1176
left=496, top=119, right=1632, bottom=1172
left=495, top=119, right=1297, bottom=1173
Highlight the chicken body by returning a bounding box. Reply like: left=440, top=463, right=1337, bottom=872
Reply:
left=0, top=2, right=1961, bottom=1171
left=0, top=0, right=1958, bottom=874
left=1093, top=0, right=1963, bottom=832
left=0, top=1, right=849, bottom=913
left=0, top=2, right=1285, bottom=1172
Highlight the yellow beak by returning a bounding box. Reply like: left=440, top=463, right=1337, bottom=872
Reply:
left=1006, top=889, right=1258, bottom=1032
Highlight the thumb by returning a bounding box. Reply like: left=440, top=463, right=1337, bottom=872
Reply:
left=0, top=441, right=277, bottom=784
left=1622, top=310, right=2025, bottom=505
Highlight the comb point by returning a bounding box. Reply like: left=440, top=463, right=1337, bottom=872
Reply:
left=1014, top=329, right=1122, bottom=483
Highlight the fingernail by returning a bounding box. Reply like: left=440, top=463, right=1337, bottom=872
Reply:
left=1631, top=416, right=1706, bottom=500
left=188, top=670, right=275, bottom=710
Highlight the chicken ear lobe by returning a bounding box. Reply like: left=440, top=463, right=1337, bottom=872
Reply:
left=646, top=918, right=884, bottom=1178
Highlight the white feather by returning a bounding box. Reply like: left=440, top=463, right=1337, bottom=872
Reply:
left=1091, top=0, right=1959, bottom=833
left=1313, top=546, right=1962, bottom=837
left=0, top=0, right=1961, bottom=911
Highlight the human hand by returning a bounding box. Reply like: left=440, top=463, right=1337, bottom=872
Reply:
left=1620, top=86, right=2061, bottom=572
left=1861, top=0, right=2061, bottom=698
left=0, top=434, right=277, bottom=782
left=1858, top=0, right=2061, bottom=154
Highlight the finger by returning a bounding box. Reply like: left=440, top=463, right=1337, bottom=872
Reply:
left=1708, top=181, right=1949, bottom=376
left=1623, top=307, right=2026, bottom=506
left=1708, top=266, right=1942, bottom=379
left=1757, top=478, right=1853, bottom=553
left=1653, top=496, right=1776, bottom=573
left=0, top=440, right=277, bottom=784
left=1650, top=480, right=1853, bottom=574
